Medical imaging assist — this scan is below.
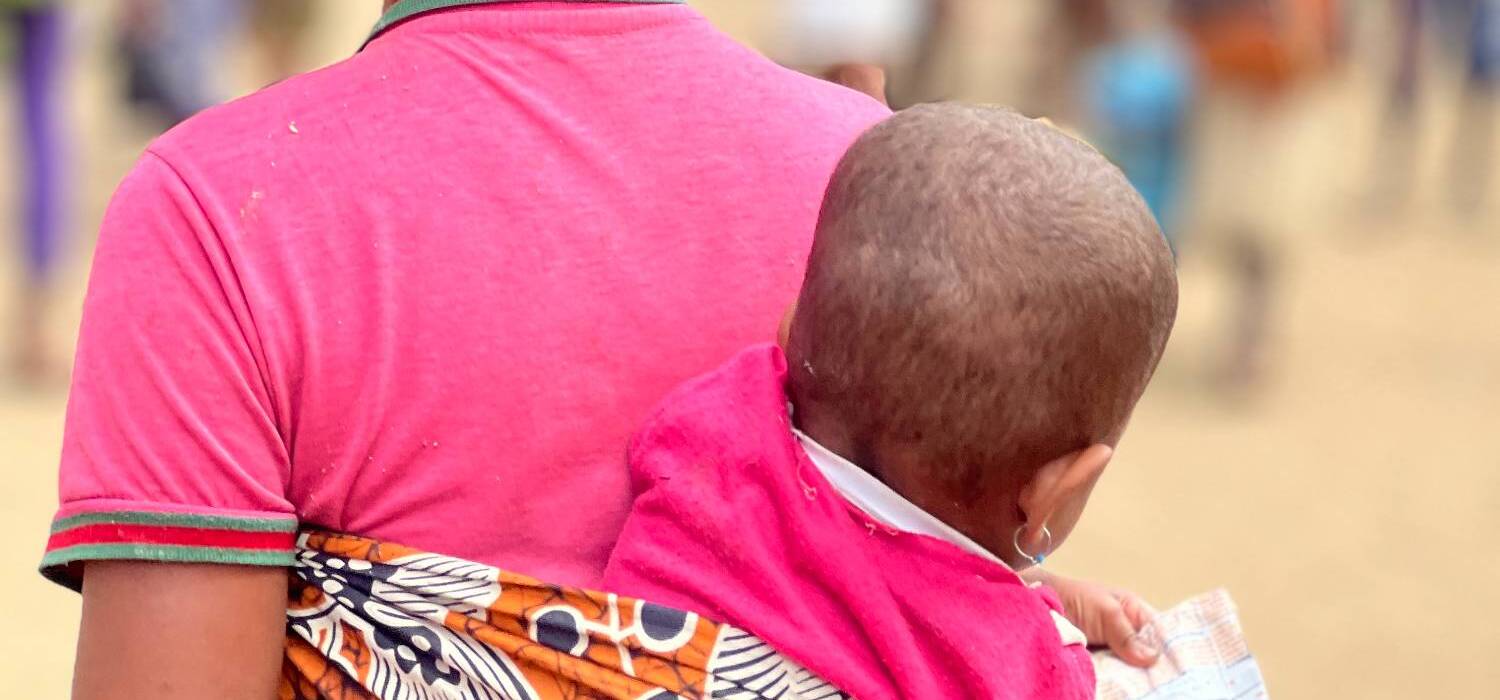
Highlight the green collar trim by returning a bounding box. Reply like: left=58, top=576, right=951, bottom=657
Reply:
left=366, top=0, right=686, bottom=47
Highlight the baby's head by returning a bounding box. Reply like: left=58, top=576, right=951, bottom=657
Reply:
left=785, top=104, right=1177, bottom=569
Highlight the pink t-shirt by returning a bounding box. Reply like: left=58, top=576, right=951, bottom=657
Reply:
left=42, top=2, right=888, bottom=589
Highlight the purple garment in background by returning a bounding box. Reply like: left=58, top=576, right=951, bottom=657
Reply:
left=7, top=4, right=66, bottom=282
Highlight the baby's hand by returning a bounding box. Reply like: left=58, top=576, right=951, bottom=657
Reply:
left=1025, top=569, right=1160, bottom=668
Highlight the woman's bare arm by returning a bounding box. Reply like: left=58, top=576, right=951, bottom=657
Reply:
left=73, top=561, right=287, bottom=700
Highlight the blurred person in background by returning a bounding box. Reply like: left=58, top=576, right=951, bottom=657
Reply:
left=1448, top=0, right=1497, bottom=217
left=1366, top=0, right=1495, bottom=220
left=1369, top=0, right=1428, bottom=214
left=1172, top=0, right=1340, bottom=391
left=118, top=0, right=242, bottom=126
left=773, top=0, right=953, bottom=106
left=1081, top=1, right=1197, bottom=244
left=2, top=0, right=66, bottom=384
left=1032, top=0, right=1115, bottom=119
left=248, top=0, right=314, bottom=82
left=885, top=0, right=955, bottom=106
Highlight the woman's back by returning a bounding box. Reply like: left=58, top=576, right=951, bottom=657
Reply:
left=46, top=2, right=888, bottom=589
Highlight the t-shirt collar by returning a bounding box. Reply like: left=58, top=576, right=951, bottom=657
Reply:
left=792, top=428, right=1011, bottom=570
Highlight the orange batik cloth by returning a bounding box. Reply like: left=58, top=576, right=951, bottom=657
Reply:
left=281, top=531, right=845, bottom=700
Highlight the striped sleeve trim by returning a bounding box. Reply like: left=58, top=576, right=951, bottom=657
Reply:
left=41, top=509, right=298, bottom=591
left=50, top=510, right=298, bottom=534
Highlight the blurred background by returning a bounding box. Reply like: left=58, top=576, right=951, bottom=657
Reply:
left=1, top=1, right=1496, bottom=697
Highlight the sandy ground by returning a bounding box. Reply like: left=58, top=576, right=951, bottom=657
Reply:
left=2, top=2, right=1497, bottom=698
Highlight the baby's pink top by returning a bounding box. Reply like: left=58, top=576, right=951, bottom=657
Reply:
left=603, top=345, right=1096, bottom=700
left=41, top=2, right=888, bottom=589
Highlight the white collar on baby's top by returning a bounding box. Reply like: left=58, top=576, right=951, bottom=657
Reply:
left=792, top=427, right=1089, bottom=648
left=793, top=428, right=1007, bottom=567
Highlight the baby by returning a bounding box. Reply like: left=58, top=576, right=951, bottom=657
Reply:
left=603, top=104, right=1178, bottom=699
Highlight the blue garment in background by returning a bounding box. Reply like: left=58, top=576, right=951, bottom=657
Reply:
left=1084, top=34, right=1195, bottom=245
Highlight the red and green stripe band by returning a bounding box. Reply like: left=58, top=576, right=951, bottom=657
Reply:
left=41, top=510, right=298, bottom=591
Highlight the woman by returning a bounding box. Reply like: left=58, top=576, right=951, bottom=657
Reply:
left=49, top=2, right=1155, bottom=697
left=55, top=1, right=885, bottom=696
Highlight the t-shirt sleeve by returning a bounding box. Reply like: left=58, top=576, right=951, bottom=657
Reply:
left=40, top=151, right=296, bottom=591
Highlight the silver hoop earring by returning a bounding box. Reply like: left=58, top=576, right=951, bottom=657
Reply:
left=1013, top=524, right=1053, bottom=567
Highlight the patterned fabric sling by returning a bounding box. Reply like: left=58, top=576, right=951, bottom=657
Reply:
left=281, top=531, right=849, bottom=700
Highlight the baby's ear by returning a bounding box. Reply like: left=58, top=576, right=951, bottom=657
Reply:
left=1054, top=444, right=1114, bottom=498
left=1017, top=445, right=1114, bottom=546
